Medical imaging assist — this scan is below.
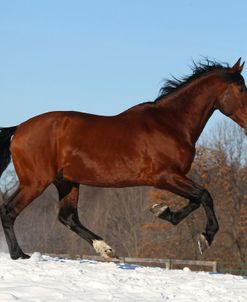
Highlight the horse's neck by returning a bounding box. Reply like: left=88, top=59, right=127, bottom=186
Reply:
left=155, top=81, right=217, bottom=145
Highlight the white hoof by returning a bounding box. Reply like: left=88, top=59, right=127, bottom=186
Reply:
left=92, top=240, right=116, bottom=259
left=150, top=204, right=169, bottom=217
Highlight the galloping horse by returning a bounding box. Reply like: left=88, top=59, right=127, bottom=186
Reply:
left=0, top=58, right=247, bottom=260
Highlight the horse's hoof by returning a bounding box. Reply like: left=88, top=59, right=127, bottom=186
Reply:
left=20, top=253, right=31, bottom=259
left=102, top=248, right=118, bottom=260
left=10, top=251, right=30, bottom=260
left=93, top=240, right=117, bottom=259
left=150, top=203, right=170, bottom=217
left=197, top=233, right=209, bottom=255
left=102, top=251, right=119, bottom=261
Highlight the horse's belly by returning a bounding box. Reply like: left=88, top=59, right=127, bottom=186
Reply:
left=62, top=155, right=154, bottom=187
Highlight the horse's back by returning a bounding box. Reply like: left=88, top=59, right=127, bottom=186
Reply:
left=9, top=111, right=144, bottom=186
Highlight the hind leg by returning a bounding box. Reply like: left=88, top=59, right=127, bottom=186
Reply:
left=54, top=178, right=116, bottom=259
left=0, top=185, right=47, bottom=259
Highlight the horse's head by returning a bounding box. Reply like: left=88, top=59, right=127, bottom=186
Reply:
left=216, top=58, right=247, bottom=133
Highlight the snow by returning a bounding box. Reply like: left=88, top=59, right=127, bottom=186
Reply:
left=0, top=159, right=19, bottom=199
left=0, top=253, right=246, bottom=302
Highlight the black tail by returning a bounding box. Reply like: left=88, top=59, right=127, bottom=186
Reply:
left=0, top=126, right=17, bottom=177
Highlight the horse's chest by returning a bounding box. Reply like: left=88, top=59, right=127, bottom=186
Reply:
left=154, top=142, right=195, bottom=174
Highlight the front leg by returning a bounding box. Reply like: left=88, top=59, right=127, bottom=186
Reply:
left=150, top=202, right=200, bottom=225
left=151, top=174, right=219, bottom=253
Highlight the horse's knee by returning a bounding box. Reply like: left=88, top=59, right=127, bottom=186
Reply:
left=170, top=218, right=179, bottom=225
left=199, top=190, right=213, bottom=204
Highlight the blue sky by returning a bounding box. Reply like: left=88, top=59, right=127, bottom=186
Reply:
left=0, top=0, right=247, bottom=134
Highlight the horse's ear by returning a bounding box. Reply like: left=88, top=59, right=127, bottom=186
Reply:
left=239, top=61, right=245, bottom=73
left=230, top=58, right=243, bottom=73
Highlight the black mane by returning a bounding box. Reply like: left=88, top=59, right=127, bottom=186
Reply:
left=157, top=59, right=230, bottom=99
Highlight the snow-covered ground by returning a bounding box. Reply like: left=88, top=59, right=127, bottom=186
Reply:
left=0, top=253, right=246, bottom=302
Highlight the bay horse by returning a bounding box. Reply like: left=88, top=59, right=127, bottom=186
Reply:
left=0, top=58, right=247, bottom=260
